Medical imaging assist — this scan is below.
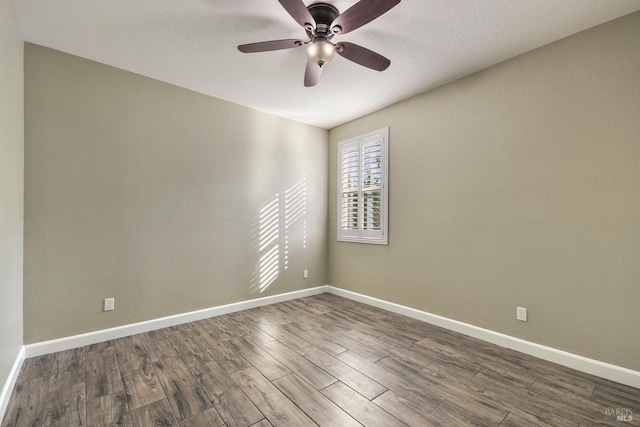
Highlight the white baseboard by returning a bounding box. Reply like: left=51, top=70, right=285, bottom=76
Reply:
left=0, top=346, right=25, bottom=423
left=20, top=284, right=639, bottom=389
left=326, top=286, right=640, bottom=389
left=24, top=286, right=329, bottom=358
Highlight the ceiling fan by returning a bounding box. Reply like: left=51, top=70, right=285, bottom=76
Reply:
left=238, top=0, right=401, bottom=87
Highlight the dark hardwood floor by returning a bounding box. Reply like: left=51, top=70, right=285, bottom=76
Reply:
left=2, top=294, right=639, bottom=426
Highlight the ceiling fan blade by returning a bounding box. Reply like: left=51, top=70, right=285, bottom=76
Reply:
left=238, top=39, right=305, bottom=53
left=277, top=0, right=316, bottom=30
left=304, top=61, right=322, bottom=87
left=336, top=42, right=390, bottom=71
left=331, top=0, right=400, bottom=35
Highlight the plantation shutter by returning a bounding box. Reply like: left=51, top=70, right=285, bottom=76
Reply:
left=337, top=127, right=388, bottom=244
left=340, top=141, right=360, bottom=236
left=361, top=136, right=382, bottom=236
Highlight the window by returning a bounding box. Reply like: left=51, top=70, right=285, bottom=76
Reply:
left=337, top=127, right=389, bottom=244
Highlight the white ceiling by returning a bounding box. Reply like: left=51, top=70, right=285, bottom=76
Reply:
left=12, top=0, right=640, bottom=129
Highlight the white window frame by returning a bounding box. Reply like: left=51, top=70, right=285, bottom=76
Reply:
left=337, top=127, right=389, bottom=245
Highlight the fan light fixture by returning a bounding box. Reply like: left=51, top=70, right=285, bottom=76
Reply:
left=306, top=40, right=335, bottom=67
left=237, top=0, right=400, bottom=86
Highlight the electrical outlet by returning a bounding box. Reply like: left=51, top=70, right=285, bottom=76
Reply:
left=516, top=306, right=527, bottom=322
left=303, top=269, right=309, bottom=279
left=104, top=298, right=115, bottom=312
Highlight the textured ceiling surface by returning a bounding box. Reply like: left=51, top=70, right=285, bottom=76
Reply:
left=12, top=0, right=640, bottom=128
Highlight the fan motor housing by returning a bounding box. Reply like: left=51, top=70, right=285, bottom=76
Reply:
left=306, top=3, right=340, bottom=37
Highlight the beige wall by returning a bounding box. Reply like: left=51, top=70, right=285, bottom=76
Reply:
left=0, top=0, right=24, bottom=389
left=329, top=12, right=640, bottom=371
left=24, top=44, right=328, bottom=343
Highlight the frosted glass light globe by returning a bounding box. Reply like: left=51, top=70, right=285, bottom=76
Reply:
left=306, top=41, right=335, bottom=67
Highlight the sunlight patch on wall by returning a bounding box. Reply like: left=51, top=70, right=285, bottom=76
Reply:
left=285, top=176, right=307, bottom=270
left=249, top=177, right=307, bottom=294
left=257, top=194, right=279, bottom=292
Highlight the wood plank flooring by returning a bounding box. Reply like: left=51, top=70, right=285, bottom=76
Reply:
left=2, top=294, right=639, bottom=426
